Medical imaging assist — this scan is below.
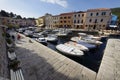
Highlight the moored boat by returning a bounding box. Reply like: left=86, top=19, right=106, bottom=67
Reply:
left=35, top=35, right=47, bottom=44
left=71, top=37, right=102, bottom=45
left=56, top=44, right=84, bottom=56
left=64, top=41, right=89, bottom=51
left=46, top=34, right=58, bottom=42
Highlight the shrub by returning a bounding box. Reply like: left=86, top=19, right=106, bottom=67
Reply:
left=6, top=38, right=12, bottom=44
left=9, top=60, right=20, bottom=70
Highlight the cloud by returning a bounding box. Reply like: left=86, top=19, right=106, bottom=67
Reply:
left=40, top=0, right=68, bottom=8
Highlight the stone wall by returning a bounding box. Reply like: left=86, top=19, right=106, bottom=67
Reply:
left=0, top=26, right=9, bottom=78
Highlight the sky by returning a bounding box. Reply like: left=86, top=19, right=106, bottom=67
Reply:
left=0, top=0, right=120, bottom=18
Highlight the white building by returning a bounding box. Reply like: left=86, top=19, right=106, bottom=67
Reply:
left=51, top=15, right=59, bottom=28
left=85, top=8, right=112, bottom=31
left=73, top=11, right=86, bottom=29
left=44, top=13, right=53, bottom=29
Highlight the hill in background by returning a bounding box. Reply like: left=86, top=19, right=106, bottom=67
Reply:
left=111, top=7, right=120, bottom=16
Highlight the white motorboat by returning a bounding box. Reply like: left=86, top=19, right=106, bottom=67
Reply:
left=56, top=31, right=68, bottom=36
left=55, top=29, right=68, bottom=36
left=71, top=37, right=82, bottom=42
left=46, top=34, right=58, bottom=42
left=78, top=32, right=87, bottom=36
left=71, top=37, right=96, bottom=49
left=56, top=44, right=84, bottom=56
left=82, top=38, right=103, bottom=45
left=77, top=41, right=96, bottom=49
left=35, top=35, right=47, bottom=44
left=23, top=30, right=33, bottom=36
left=71, top=37, right=102, bottom=45
left=87, top=35, right=101, bottom=41
left=64, top=41, right=89, bottom=51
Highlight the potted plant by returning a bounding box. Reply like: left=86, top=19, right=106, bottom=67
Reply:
left=9, top=60, right=20, bottom=70
left=6, top=38, right=13, bottom=47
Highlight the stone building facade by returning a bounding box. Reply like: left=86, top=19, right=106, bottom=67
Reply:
left=73, top=11, right=86, bottom=29
left=59, top=12, right=74, bottom=28
left=85, top=8, right=111, bottom=31
left=0, top=17, right=36, bottom=27
left=51, top=15, right=59, bottom=29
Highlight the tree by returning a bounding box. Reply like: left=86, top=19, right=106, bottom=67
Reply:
left=0, top=10, right=9, bottom=17
left=16, top=15, right=22, bottom=19
left=23, top=17, right=26, bottom=20
left=9, top=12, right=15, bottom=18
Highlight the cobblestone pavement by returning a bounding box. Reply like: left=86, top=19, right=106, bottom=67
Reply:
left=15, top=34, right=96, bottom=80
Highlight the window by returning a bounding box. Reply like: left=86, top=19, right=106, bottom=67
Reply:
left=90, top=13, right=93, bottom=16
left=60, top=17, right=62, bottom=19
left=64, top=21, right=66, bottom=23
left=74, top=15, right=76, bottom=17
left=109, top=12, right=111, bottom=15
left=78, top=14, right=80, bottom=17
left=81, top=20, right=83, bottom=23
left=96, top=13, right=99, bottom=16
left=101, top=19, right=103, bottom=22
left=95, top=19, right=97, bottom=23
left=82, top=14, right=84, bottom=17
left=60, top=21, right=62, bottom=23
left=77, top=20, right=80, bottom=23
left=101, top=12, right=106, bottom=15
left=74, top=20, right=76, bottom=23
left=64, top=17, right=66, bottom=19
left=68, top=16, right=71, bottom=19
left=89, top=19, right=92, bottom=22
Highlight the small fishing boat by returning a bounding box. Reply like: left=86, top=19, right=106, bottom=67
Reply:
left=77, top=41, right=96, bottom=49
left=78, top=32, right=87, bottom=36
left=64, top=41, right=89, bottom=51
left=35, top=35, right=47, bottom=44
left=71, top=37, right=96, bottom=49
left=56, top=44, right=84, bottom=56
left=81, top=38, right=103, bottom=45
left=71, top=37, right=102, bottom=45
left=87, top=35, right=101, bottom=41
left=46, top=34, right=58, bottom=42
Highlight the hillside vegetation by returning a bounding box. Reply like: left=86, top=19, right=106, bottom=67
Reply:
left=111, top=7, right=120, bottom=16
left=111, top=7, right=120, bottom=24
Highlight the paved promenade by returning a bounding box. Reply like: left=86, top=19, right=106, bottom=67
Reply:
left=15, top=34, right=96, bottom=80
left=97, top=39, right=120, bottom=80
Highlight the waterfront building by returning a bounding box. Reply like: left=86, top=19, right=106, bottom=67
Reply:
left=44, top=13, right=53, bottom=29
left=0, top=17, right=35, bottom=27
left=59, top=12, right=74, bottom=28
left=85, top=8, right=111, bottom=31
left=51, top=15, right=59, bottom=29
left=73, top=11, right=86, bottom=29
left=35, top=16, right=45, bottom=28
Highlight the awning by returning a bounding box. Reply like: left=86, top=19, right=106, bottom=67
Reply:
left=74, top=23, right=83, bottom=25
left=109, top=25, right=117, bottom=28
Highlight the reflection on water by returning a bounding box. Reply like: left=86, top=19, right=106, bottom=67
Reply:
left=46, top=31, right=107, bottom=72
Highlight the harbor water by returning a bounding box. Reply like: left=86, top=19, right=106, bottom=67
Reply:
left=46, top=31, right=107, bottom=72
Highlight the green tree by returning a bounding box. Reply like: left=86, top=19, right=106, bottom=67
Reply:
left=9, top=12, right=15, bottom=18
left=0, top=10, right=9, bottom=17
left=16, top=15, right=22, bottom=19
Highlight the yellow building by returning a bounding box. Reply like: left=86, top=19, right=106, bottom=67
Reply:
left=59, top=12, right=74, bottom=28
left=35, top=16, right=45, bottom=28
